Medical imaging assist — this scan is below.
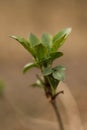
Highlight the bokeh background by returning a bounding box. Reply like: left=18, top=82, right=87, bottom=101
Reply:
left=0, top=0, right=87, bottom=130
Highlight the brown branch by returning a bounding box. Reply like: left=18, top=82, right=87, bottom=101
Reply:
left=50, top=99, right=64, bottom=130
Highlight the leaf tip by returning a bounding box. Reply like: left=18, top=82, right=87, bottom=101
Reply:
left=67, top=27, right=72, bottom=34
left=10, top=35, right=17, bottom=39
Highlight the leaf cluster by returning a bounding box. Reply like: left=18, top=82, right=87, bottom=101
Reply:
left=11, top=28, right=71, bottom=99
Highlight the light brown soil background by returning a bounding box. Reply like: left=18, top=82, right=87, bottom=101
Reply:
left=0, top=0, right=87, bottom=130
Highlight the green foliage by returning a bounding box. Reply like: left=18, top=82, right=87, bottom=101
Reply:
left=11, top=28, right=71, bottom=99
left=10, top=35, right=36, bottom=58
left=29, top=33, right=40, bottom=47
left=23, top=62, right=38, bottom=73
left=34, top=43, right=48, bottom=61
left=43, top=67, right=53, bottom=76
left=41, top=33, right=52, bottom=49
left=52, top=66, right=66, bottom=81
left=32, top=75, right=45, bottom=89
left=51, top=28, right=72, bottom=52
left=49, top=52, right=63, bottom=61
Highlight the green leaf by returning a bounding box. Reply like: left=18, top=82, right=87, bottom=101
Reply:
left=29, top=33, right=40, bottom=47
left=51, top=28, right=72, bottom=52
left=34, top=43, right=48, bottom=61
left=50, top=52, right=63, bottom=61
left=32, top=80, right=45, bottom=89
left=11, top=35, right=29, bottom=49
left=43, top=67, right=53, bottom=76
left=32, top=75, right=45, bottom=89
left=32, top=81, right=41, bottom=88
left=41, top=33, right=52, bottom=49
left=48, top=75, right=60, bottom=89
left=32, top=80, right=42, bottom=88
left=53, top=71, right=65, bottom=81
left=35, top=52, right=63, bottom=66
left=10, top=36, right=35, bottom=57
left=23, top=63, right=38, bottom=73
left=53, top=65, right=66, bottom=71
left=52, top=65, right=66, bottom=81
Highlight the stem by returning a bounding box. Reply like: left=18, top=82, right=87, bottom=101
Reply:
left=43, top=69, right=64, bottom=130
left=50, top=99, right=64, bottom=130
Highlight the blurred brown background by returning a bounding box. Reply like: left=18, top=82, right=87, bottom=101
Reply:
left=0, top=0, right=87, bottom=130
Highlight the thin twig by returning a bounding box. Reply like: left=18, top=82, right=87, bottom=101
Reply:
left=50, top=100, right=64, bottom=130
left=52, top=90, right=64, bottom=100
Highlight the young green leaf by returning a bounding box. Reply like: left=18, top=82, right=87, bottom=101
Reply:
left=10, top=36, right=36, bottom=57
left=53, top=65, right=66, bottom=71
left=51, top=76, right=60, bottom=89
left=23, top=63, right=38, bottom=73
left=36, top=52, right=63, bottom=66
left=41, top=33, right=52, bottom=49
left=47, top=75, right=60, bottom=93
left=11, top=35, right=29, bottom=49
left=50, top=52, right=63, bottom=61
left=43, top=67, right=53, bottom=76
left=51, top=28, right=72, bottom=52
left=29, top=33, right=40, bottom=47
left=52, top=70, right=65, bottom=81
left=34, top=43, right=48, bottom=61
left=32, top=75, right=45, bottom=89
left=52, top=65, right=66, bottom=81
left=32, top=80, right=43, bottom=88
